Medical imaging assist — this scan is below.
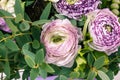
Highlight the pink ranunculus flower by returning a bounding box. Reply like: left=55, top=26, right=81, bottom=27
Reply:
left=87, top=8, right=120, bottom=55
left=41, top=19, right=82, bottom=67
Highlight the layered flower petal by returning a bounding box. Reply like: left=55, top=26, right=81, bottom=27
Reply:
left=41, top=19, right=82, bottom=67
left=54, top=0, right=101, bottom=19
left=87, top=9, right=120, bottom=55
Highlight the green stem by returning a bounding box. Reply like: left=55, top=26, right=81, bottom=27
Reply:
left=82, top=16, right=91, bottom=40
left=0, top=32, right=32, bottom=42
left=109, top=56, right=120, bottom=64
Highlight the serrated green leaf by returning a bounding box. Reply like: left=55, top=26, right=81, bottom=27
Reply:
left=40, top=2, right=51, bottom=19
left=39, top=67, right=47, bottom=79
left=32, top=20, right=50, bottom=26
left=19, top=21, right=30, bottom=32
left=3, top=61, right=10, bottom=78
left=14, top=0, right=24, bottom=17
left=70, top=72, right=80, bottom=79
left=15, top=14, right=23, bottom=23
left=59, top=75, right=67, bottom=80
left=5, top=39, right=19, bottom=51
left=87, top=70, right=96, bottom=80
left=35, top=49, right=44, bottom=65
left=98, top=70, right=110, bottom=80
left=93, top=56, right=105, bottom=69
left=32, top=40, right=40, bottom=49
left=30, top=68, right=39, bottom=80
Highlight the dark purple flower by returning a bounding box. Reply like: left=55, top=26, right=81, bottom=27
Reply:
left=54, top=0, right=101, bottom=19
left=87, top=9, right=120, bottom=55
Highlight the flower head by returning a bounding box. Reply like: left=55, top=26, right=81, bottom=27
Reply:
left=54, top=0, right=101, bottom=19
left=41, top=19, right=82, bottom=67
left=88, top=9, right=120, bottom=55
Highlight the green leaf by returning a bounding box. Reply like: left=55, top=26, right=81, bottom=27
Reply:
left=87, top=70, right=96, bottom=80
left=5, top=19, right=19, bottom=33
left=0, top=9, right=13, bottom=17
left=32, top=20, right=50, bottom=26
left=30, top=68, right=39, bottom=80
left=15, top=35, right=32, bottom=48
left=93, top=56, right=105, bottom=69
left=87, top=53, right=94, bottom=67
left=70, top=19, right=77, bottom=26
left=5, top=39, right=19, bottom=51
left=55, top=14, right=66, bottom=19
left=32, top=40, right=40, bottom=49
left=22, top=43, right=35, bottom=68
left=24, top=54, right=35, bottom=68
left=3, top=61, right=10, bottom=78
left=15, top=14, right=23, bottom=23
left=31, top=27, right=41, bottom=41
left=40, top=2, right=51, bottom=19
left=14, top=0, right=24, bottom=17
left=106, top=71, right=114, bottom=80
left=59, top=75, right=67, bottom=80
left=41, top=63, right=55, bottom=73
left=70, top=72, right=80, bottom=79
left=117, top=46, right=120, bottom=56
left=98, top=70, right=110, bottom=80
left=22, top=70, right=30, bottom=80
left=39, top=67, right=47, bottom=79
left=35, top=49, right=44, bottom=64
left=19, top=21, right=30, bottom=32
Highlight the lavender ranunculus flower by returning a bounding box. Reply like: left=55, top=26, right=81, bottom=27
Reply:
left=41, top=19, right=82, bottom=67
left=87, top=9, right=120, bottom=55
left=54, top=0, right=101, bottom=19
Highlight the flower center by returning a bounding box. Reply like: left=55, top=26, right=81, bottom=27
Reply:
left=51, top=35, right=65, bottom=43
left=104, top=24, right=112, bottom=32
left=66, top=0, right=78, bottom=5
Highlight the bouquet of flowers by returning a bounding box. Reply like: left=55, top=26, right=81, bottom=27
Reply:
left=0, top=0, right=120, bottom=80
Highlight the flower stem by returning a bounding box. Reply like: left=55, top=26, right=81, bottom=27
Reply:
left=0, top=32, right=32, bottom=42
left=82, top=16, right=91, bottom=40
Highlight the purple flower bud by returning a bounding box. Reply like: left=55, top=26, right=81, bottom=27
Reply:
left=54, top=0, right=101, bottom=19
left=0, top=18, right=11, bottom=32
left=87, top=9, right=120, bottom=55
left=41, top=19, right=82, bottom=67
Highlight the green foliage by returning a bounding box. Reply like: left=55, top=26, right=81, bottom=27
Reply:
left=14, top=0, right=24, bottom=17
left=98, top=70, right=110, bottom=80
left=93, top=56, right=105, bottom=69
left=87, top=70, right=96, bottom=80
left=0, top=0, right=119, bottom=80
left=40, top=2, right=51, bottom=19
left=35, top=49, right=44, bottom=64
left=70, top=72, right=80, bottom=79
